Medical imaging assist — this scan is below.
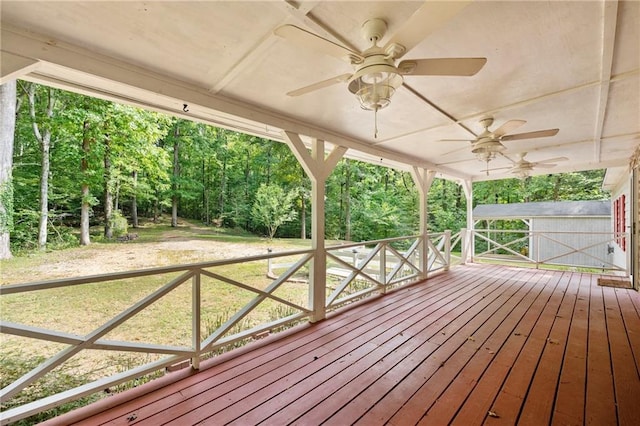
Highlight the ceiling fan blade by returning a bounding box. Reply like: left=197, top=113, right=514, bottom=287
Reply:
left=501, top=128, right=559, bottom=141
left=398, top=58, right=487, bottom=76
left=536, top=156, right=569, bottom=164
left=286, top=73, right=352, bottom=97
left=438, top=139, right=473, bottom=142
left=531, top=156, right=569, bottom=168
left=384, top=1, right=472, bottom=56
left=493, top=120, right=527, bottom=137
left=274, top=25, right=363, bottom=63
left=484, top=166, right=512, bottom=172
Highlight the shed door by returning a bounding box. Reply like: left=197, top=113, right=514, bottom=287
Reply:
left=633, top=164, right=639, bottom=290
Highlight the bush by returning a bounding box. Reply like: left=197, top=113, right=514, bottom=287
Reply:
left=110, top=210, right=128, bottom=237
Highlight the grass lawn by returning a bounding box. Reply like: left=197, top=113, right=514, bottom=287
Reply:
left=1, top=218, right=318, bottom=418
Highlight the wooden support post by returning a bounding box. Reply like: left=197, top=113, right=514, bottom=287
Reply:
left=283, top=131, right=345, bottom=322
left=410, top=167, right=435, bottom=279
left=191, top=272, right=201, bottom=370
left=379, top=245, right=387, bottom=293
left=461, top=179, right=474, bottom=263
left=460, top=228, right=468, bottom=265
left=444, top=230, right=451, bottom=271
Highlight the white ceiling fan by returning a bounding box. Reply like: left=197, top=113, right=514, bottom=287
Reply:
left=274, top=2, right=486, bottom=137
left=489, top=152, right=569, bottom=178
left=441, top=117, right=559, bottom=163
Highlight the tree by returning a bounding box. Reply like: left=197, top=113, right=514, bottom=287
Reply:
left=0, top=81, right=17, bottom=259
left=25, top=83, right=59, bottom=249
left=251, top=184, right=296, bottom=240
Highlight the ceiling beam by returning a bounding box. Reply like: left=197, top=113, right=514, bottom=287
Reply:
left=592, top=0, right=619, bottom=163
left=1, top=24, right=469, bottom=181
left=278, top=0, right=361, bottom=53
left=208, top=27, right=282, bottom=95
left=0, top=51, right=40, bottom=84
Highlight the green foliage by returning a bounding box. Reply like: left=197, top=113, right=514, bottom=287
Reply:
left=251, top=183, right=296, bottom=239
left=10, top=209, right=39, bottom=251
left=0, top=349, right=101, bottom=425
left=110, top=210, right=128, bottom=237
left=7, top=81, right=611, bottom=254
left=473, top=171, right=609, bottom=205
left=0, top=178, right=13, bottom=233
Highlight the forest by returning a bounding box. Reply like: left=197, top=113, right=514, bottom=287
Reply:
left=0, top=81, right=609, bottom=258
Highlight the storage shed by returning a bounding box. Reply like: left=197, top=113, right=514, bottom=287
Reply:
left=472, top=200, right=612, bottom=268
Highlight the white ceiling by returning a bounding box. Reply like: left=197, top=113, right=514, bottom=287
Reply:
left=1, top=0, right=638, bottom=182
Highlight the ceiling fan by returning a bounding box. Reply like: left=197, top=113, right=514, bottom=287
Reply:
left=274, top=2, right=487, bottom=137
left=441, top=117, right=560, bottom=163
left=489, top=152, right=569, bottom=178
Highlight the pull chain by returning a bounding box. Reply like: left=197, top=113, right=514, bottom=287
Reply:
left=374, top=107, right=379, bottom=139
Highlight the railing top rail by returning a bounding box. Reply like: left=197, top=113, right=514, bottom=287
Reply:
left=326, top=235, right=421, bottom=251
left=0, top=248, right=314, bottom=295
left=472, top=229, right=627, bottom=236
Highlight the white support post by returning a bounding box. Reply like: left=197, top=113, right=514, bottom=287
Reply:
left=379, top=245, right=387, bottom=293
left=191, top=272, right=201, bottom=370
left=444, top=230, right=451, bottom=271
left=411, top=167, right=436, bottom=280
left=460, top=228, right=468, bottom=265
left=283, top=131, right=346, bottom=322
left=461, top=179, right=474, bottom=263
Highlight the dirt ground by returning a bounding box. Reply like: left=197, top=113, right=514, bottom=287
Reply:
left=1, top=224, right=309, bottom=285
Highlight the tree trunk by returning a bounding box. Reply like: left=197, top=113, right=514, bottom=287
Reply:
left=219, top=145, right=227, bottom=221
left=114, top=179, right=120, bottom=212
left=0, top=81, right=17, bottom=259
left=244, top=149, right=251, bottom=229
left=153, top=188, right=160, bottom=223
left=38, top=139, right=50, bottom=249
left=104, top=134, right=113, bottom=238
left=27, top=84, right=55, bottom=250
left=79, top=120, right=91, bottom=245
left=131, top=170, right=139, bottom=228
left=300, top=191, right=306, bottom=240
left=344, top=159, right=351, bottom=241
left=171, top=125, right=180, bottom=227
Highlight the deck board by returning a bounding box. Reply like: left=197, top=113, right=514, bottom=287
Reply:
left=585, top=276, right=617, bottom=426
left=551, top=273, right=591, bottom=425
left=42, top=264, right=640, bottom=426
left=604, top=287, right=640, bottom=425
left=517, top=271, right=578, bottom=426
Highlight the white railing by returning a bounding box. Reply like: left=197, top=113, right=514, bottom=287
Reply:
left=0, top=232, right=454, bottom=424
left=0, top=249, right=313, bottom=424
left=470, top=229, right=629, bottom=273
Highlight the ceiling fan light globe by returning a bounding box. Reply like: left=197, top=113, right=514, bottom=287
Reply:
left=355, top=84, right=394, bottom=110
left=349, top=63, right=403, bottom=91
left=474, top=151, right=496, bottom=162
left=471, top=140, right=505, bottom=155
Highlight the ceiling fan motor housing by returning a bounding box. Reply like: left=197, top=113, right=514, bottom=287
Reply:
left=361, top=18, right=387, bottom=43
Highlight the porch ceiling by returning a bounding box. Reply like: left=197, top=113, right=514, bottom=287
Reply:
left=1, top=1, right=638, bottom=182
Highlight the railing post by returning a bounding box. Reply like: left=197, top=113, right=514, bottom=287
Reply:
left=191, top=271, right=201, bottom=370
left=536, top=234, right=540, bottom=269
left=470, top=228, right=475, bottom=263
left=379, top=244, right=387, bottom=293
left=444, top=230, right=451, bottom=271
left=423, top=234, right=429, bottom=279
left=460, top=228, right=467, bottom=265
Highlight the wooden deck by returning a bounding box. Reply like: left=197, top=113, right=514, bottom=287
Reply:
left=46, top=264, right=640, bottom=426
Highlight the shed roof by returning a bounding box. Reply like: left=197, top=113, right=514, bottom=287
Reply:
left=473, top=200, right=611, bottom=219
